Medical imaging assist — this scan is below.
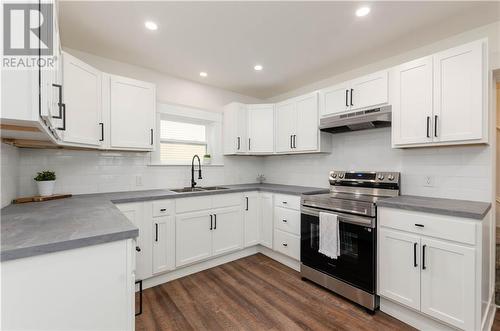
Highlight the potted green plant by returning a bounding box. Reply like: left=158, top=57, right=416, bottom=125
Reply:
left=203, top=154, right=211, bottom=165
left=34, top=171, right=56, bottom=196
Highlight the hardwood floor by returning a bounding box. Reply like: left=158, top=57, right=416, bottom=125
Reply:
left=136, top=253, right=414, bottom=330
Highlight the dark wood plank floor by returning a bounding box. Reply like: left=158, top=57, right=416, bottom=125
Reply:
left=136, top=253, right=415, bottom=330
left=492, top=310, right=500, bottom=331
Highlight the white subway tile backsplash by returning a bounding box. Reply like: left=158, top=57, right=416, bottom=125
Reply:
left=1, top=143, right=20, bottom=207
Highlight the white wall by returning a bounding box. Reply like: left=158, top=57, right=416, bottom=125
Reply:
left=63, top=48, right=262, bottom=112
left=1, top=143, right=20, bottom=207
left=263, top=128, right=491, bottom=202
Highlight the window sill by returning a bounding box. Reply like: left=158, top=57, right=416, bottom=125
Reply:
left=148, top=162, right=224, bottom=167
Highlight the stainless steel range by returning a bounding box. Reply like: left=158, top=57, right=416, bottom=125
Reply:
left=300, top=170, right=400, bottom=312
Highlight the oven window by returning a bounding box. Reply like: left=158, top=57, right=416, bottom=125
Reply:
left=340, top=231, right=358, bottom=258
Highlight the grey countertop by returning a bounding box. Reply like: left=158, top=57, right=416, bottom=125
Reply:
left=1, top=183, right=324, bottom=262
left=376, top=195, right=491, bottom=220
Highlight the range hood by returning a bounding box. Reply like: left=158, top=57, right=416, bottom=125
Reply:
left=319, top=105, right=392, bottom=134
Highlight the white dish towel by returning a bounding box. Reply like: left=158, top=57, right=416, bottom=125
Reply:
left=318, top=212, right=340, bottom=259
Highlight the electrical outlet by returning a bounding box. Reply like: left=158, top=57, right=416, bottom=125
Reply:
left=423, top=175, right=434, bottom=187
left=135, top=175, right=143, bottom=187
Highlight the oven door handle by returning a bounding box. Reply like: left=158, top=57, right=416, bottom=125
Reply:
left=300, top=206, right=375, bottom=228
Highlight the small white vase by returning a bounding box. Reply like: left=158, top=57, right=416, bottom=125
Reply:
left=203, top=157, right=211, bottom=165
left=37, top=180, right=56, bottom=196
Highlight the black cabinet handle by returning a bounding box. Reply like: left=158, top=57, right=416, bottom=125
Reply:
left=136, top=246, right=141, bottom=252
left=245, top=197, right=249, bottom=211
left=350, top=89, right=354, bottom=106
left=210, top=214, right=213, bottom=230
left=282, top=201, right=287, bottom=204
left=248, top=138, right=251, bottom=151
left=345, top=89, right=349, bottom=107
left=237, top=137, right=240, bottom=150
left=99, top=122, right=104, bottom=141
left=426, top=116, right=430, bottom=138
left=434, top=115, right=438, bottom=137
left=413, top=243, right=418, bottom=267
left=51, top=84, right=63, bottom=119
left=155, top=223, right=158, bottom=242
left=150, top=129, right=154, bottom=145
left=415, top=224, right=424, bottom=228
left=282, top=243, right=288, bottom=247
left=56, top=104, right=66, bottom=131
left=282, top=219, right=287, bottom=223
left=214, top=214, right=217, bottom=230
left=293, top=135, right=296, bottom=148
left=160, top=208, right=167, bottom=212
left=290, top=135, right=293, bottom=149
left=422, top=244, right=427, bottom=270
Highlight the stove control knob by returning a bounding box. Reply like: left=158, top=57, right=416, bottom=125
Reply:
left=388, top=174, right=395, bottom=181
left=331, top=173, right=337, bottom=178
left=339, top=173, right=344, bottom=179
left=377, top=174, right=384, bottom=180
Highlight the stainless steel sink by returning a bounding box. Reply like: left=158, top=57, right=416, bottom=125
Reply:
left=170, top=187, right=206, bottom=193
left=201, top=186, right=229, bottom=191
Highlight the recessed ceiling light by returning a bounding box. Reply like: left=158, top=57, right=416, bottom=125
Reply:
left=254, top=64, right=263, bottom=71
left=199, top=72, right=208, bottom=77
left=355, top=7, right=371, bottom=17
left=144, top=21, right=158, bottom=31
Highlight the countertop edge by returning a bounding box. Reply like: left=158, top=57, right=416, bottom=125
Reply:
left=377, top=200, right=492, bottom=220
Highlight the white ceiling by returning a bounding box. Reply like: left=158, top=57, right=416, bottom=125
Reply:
left=59, top=1, right=499, bottom=99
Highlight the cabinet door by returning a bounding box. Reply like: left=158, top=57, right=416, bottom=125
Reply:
left=295, top=93, right=319, bottom=151
left=319, top=83, right=350, bottom=117
left=223, top=103, right=247, bottom=154
left=116, top=203, right=152, bottom=281
left=378, top=228, right=421, bottom=311
left=236, top=105, right=248, bottom=153
left=62, top=52, right=102, bottom=146
left=275, top=100, right=296, bottom=153
left=350, top=70, right=388, bottom=111
left=243, top=192, right=260, bottom=247
left=175, top=211, right=212, bottom=267
left=152, top=216, right=175, bottom=275
left=247, top=104, right=274, bottom=153
left=420, top=237, right=475, bottom=330
left=433, top=40, right=484, bottom=143
left=212, top=206, right=243, bottom=256
left=109, top=75, right=155, bottom=150
left=392, top=57, right=433, bottom=145
left=260, top=193, right=273, bottom=249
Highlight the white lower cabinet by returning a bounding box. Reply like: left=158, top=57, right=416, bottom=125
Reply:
left=244, top=192, right=260, bottom=247
left=152, top=215, right=175, bottom=274
left=212, top=206, right=244, bottom=255
left=378, top=207, right=483, bottom=331
left=272, top=194, right=301, bottom=260
left=175, top=211, right=213, bottom=267
left=259, top=193, right=274, bottom=249
left=274, top=229, right=300, bottom=260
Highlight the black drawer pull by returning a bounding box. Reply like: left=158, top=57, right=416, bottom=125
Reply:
left=282, top=201, right=287, bottom=204
left=136, top=246, right=141, bottom=252
left=282, top=243, right=288, bottom=247
left=415, top=224, right=424, bottom=227
left=160, top=208, right=167, bottom=212
left=282, top=219, right=287, bottom=223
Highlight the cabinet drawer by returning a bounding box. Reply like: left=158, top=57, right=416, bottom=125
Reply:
left=274, top=229, right=300, bottom=260
left=175, top=196, right=212, bottom=214
left=212, top=193, right=242, bottom=209
left=378, top=207, right=477, bottom=245
left=274, top=194, right=300, bottom=210
left=152, top=200, right=174, bottom=217
left=274, top=207, right=300, bottom=235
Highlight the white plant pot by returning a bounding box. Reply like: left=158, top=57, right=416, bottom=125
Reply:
left=203, top=158, right=211, bottom=165
left=37, top=180, right=56, bottom=196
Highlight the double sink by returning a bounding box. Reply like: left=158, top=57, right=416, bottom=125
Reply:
left=170, top=186, right=229, bottom=193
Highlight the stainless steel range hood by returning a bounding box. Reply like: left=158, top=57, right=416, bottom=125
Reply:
left=319, top=105, right=392, bottom=133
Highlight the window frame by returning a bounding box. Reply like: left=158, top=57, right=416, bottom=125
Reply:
left=159, top=120, right=208, bottom=164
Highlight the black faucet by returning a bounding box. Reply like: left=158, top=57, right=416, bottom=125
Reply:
left=191, top=154, right=202, bottom=188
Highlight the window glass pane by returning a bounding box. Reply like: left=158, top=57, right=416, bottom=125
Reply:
left=161, top=120, right=206, bottom=142
left=160, top=143, right=206, bottom=163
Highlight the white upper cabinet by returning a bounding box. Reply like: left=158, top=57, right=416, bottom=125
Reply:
left=391, top=56, right=434, bottom=145
left=108, top=74, right=156, bottom=150
left=61, top=52, right=102, bottom=146
left=247, top=104, right=274, bottom=153
left=349, top=71, right=388, bottom=111
left=319, top=83, right=351, bottom=117
left=223, top=103, right=248, bottom=154
left=275, top=100, right=296, bottom=153
left=319, top=70, right=388, bottom=117
left=392, top=39, right=487, bottom=148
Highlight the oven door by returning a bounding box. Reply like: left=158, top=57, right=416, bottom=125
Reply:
left=300, top=207, right=376, bottom=293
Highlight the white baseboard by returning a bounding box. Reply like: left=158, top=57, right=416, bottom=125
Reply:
left=380, top=298, right=455, bottom=331
left=141, top=245, right=300, bottom=290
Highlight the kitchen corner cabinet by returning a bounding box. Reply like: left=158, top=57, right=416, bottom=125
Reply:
left=223, top=102, right=248, bottom=154
left=378, top=207, right=483, bottom=331
left=60, top=52, right=103, bottom=147
left=106, top=74, right=156, bottom=150
left=392, top=39, right=487, bottom=148
left=247, top=104, right=274, bottom=153
left=243, top=192, right=260, bottom=247
left=319, top=70, right=388, bottom=117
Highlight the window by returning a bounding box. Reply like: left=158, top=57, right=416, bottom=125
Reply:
left=160, top=120, right=207, bottom=163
